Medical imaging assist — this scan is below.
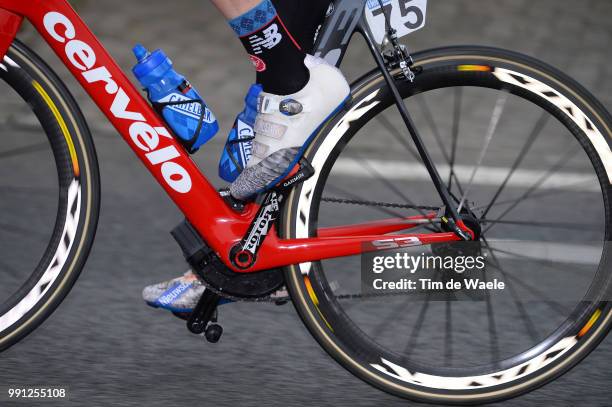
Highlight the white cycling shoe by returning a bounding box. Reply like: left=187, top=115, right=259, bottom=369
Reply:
left=230, top=55, right=350, bottom=200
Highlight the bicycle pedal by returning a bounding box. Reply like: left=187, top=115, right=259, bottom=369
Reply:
left=219, top=188, right=245, bottom=212
left=204, top=323, right=223, bottom=343
left=187, top=289, right=220, bottom=335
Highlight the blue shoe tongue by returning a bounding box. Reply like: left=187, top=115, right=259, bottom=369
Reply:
left=245, top=84, right=263, bottom=122
left=218, top=84, right=261, bottom=182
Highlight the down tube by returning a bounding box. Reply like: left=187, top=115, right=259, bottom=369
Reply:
left=0, top=0, right=248, bottom=253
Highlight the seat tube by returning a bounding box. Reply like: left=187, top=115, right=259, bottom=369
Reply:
left=313, top=0, right=364, bottom=67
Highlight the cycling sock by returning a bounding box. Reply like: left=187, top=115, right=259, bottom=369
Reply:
left=228, top=0, right=308, bottom=95
left=272, top=0, right=332, bottom=54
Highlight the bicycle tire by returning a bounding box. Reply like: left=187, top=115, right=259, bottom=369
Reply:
left=281, top=45, right=611, bottom=404
left=0, top=40, right=100, bottom=352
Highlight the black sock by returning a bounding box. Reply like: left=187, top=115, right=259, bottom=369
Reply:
left=272, top=0, right=332, bottom=54
left=228, top=0, right=308, bottom=95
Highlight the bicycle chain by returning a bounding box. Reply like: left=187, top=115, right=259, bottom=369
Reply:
left=321, top=196, right=439, bottom=211
left=200, top=198, right=439, bottom=303
left=202, top=285, right=428, bottom=304
left=201, top=281, right=422, bottom=304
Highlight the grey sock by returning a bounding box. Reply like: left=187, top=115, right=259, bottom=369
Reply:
left=230, top=147, right=301, bottom=200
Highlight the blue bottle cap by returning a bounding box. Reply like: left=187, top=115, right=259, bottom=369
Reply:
left=132, top=45, right=172, bottom=80
left=133, top=44, right=149, bottom=61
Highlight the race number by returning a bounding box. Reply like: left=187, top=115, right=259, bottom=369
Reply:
left=364, top=0, right=428, bottom=44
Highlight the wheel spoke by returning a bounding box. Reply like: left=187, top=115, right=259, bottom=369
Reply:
left=458, top=91, right=509, bottom=213
left=444, top=299, right=453, bottom=366
left=417, top=96, right=451, bottom=164
left=485, top=246, right=594, bottom=273
left=403, top=287, right=434, bottom=358
left=448, top=87, right=462, bottom=189
left=482, top=145, right=580, bottom=234
left=480, top=219, right=599, bottom=231
left=481, top=261, right=500, bottom=365
left=372, top=296, right=414, bottom=340
left=351, top=154, right=441, bottom=231
left=486, top=259, right=572, bottom=316
left=354, top=154, right=415, bottom=203
left=481, top=237, right=540, bottom=342
left=418, top=95, right=466, bottom=196
left=376, top=113, right=422, bottom=164
left=481, top=112, right=549, bottom=218
left=470, top=180, right=595, bottom=212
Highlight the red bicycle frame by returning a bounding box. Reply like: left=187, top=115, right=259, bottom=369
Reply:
left=0, top=0, right=468, bottom=273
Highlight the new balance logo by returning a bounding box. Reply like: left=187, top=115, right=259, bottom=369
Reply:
left=249, top=24, right=282, bottom=55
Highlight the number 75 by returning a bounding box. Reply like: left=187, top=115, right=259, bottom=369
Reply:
left=372, top=0, right=425, bottom=32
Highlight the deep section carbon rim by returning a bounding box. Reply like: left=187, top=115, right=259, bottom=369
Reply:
left=282, top=47, right=611, bottom=403
left=0, top=41, right=99, bottom=350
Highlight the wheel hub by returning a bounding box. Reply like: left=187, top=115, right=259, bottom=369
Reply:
left=432, top=210, right=483, bottom=259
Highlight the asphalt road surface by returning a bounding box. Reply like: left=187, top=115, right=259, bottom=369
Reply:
left=1, top=0, right=611, bottom=406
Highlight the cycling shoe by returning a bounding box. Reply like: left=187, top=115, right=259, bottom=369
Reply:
left=229, top=55, right=350, bottom=200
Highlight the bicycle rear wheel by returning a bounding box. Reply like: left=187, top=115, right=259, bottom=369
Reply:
left=281, top=46, right=611, bottom=404
left=0, top=40, right=100, bottom=351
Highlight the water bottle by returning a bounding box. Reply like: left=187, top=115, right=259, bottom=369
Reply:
left=132, top=44, right=219, bottom=153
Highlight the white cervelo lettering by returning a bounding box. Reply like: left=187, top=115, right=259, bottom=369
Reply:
left=43, top=11, right=192, bottom=193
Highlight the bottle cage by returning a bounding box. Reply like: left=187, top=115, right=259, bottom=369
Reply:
left=152, top=96, right=209, bottom=154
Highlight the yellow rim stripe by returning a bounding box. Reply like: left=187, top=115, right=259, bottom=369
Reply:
left=304, top=276, right=319, bottom=306
left=578, top=308, right=602, bottom=338
left=457, top=64, right=492, bottom=72
left=304, top=276, right=334, bottom=332
left=32, top=80, right=80, bottom=177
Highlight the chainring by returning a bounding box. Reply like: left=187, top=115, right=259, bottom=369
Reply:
left=190, top=250, right=285, bottom=301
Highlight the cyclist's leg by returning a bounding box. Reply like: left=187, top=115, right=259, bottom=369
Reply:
left=224, top=0, right=349, bottom=200
left=211, top=0, right=330, bottom=53
left=212, top=0, right=309, bottom=95
left=218, top=0, right=333, bottom=183
left=144, top=0, right=347, bottom=312
left=272, top=0, right=332, bottom=54
left=209, top=0, right=260, bottom=17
